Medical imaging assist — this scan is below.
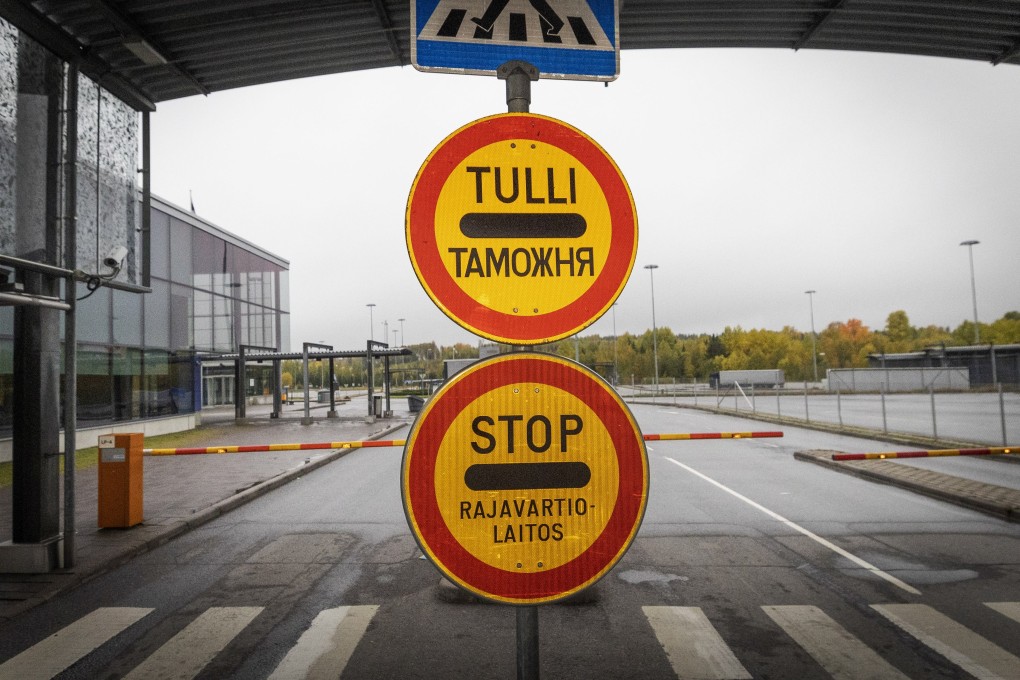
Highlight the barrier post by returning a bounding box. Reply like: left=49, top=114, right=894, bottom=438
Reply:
left=98, top=433, right=144, bottom=528
left=930, top=385, right=938, bottom=441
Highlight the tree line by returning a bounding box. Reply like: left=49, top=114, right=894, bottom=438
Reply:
left=282, top=310, right=1019, bottom=388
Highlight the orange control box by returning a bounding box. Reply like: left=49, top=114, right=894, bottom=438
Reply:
left=97, top=433, right=144, bottom=528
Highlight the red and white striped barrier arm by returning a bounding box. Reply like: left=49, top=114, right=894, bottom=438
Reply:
left=833, top=446, right=1014, bottom=461
left=143, top=431, right=784, bottom=455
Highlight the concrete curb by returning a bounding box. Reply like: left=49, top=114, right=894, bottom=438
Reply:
left=795, top=449, right=1020, bottom=523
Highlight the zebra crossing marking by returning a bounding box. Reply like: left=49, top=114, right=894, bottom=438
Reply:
left=3, top=601, right=1018, bottom=678
left=986, top=601, right=1020, bottom=624
left=268, top=605, right=379, bottom=680
left=762, top=605, right=910, bottom=679
left=123, top=606, right=263, bottom=680
left=0, top=607, right=152, bottom=680
left=872, top=603, right=1020, bottom=680
left=643, top=606, right=751, bottom=679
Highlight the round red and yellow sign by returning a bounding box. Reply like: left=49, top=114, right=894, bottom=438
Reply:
left=406, top=113, right=637, bottom=345
left=401, top=352, right=648, bottom=604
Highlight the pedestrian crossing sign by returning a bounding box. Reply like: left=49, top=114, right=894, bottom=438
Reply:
left=412, top=0, right=619, bottom=80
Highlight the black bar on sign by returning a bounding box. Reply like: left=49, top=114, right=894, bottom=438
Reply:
left=460, top=213, right=587, bottom=239
left=464, top=462, right=591, bottom=491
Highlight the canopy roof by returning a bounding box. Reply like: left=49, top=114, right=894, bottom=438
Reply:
left=4, top=0, right=1020, bottom=111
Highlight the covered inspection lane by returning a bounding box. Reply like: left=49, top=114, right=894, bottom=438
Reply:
left=207, top=342, right=413, bottom=422
left=3, top=0, right=1019, bottom=576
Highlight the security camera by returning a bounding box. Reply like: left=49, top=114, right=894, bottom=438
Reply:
left=103, top=246, right=128, bottom=269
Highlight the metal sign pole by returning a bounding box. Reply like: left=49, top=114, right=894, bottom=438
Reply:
left=516, top=606, right=539, bottom=680
left=498, top=61, right=539, bottom=113
left=500, top=64, right=541, bottom=679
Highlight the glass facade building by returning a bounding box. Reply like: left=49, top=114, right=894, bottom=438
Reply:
left=0, top=20, right=289, bottom=457
left=0, top=194, right=290, bottom=446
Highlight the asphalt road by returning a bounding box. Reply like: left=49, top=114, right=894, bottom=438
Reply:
left=1, top=405, right=1019, bottom=679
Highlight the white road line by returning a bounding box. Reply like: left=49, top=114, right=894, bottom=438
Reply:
left=0, top=607, right=153, bottom=680
left=643, top=606, right=751, bottom=679
left=762, top=605, right=910, bottom=679
left=269, top=605, right=379, bottom=680
left=872, top=603, right=1020, bottom=680
left=985, top=601, right=1020, bottom=624
left=123, top=606, right=263, bottom=680
left=664, top=457, right=922, bottom=595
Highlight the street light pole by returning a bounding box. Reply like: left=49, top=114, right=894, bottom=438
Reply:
left=366, top=303, right=376, bottom=341
left=960, top=240, right=980, bottom=343
left=644, top=264, right=659, bottom=393
left=805, top=290, right=818, bottom=383
left=612, top=302, right=618, bottom=386
left=398, top=318, right=406, bottom=346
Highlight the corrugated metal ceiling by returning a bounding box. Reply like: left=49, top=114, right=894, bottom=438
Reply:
left=3, top=0, right=1019, bottom=111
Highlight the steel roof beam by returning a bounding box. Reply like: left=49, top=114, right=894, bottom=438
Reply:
left=794, top=0, right=848, bottom=50
left=2, top=0, right=156, bottom=110
left=86, top=0, right=209, bottom=96
left=370, top=0, right=404, bottom=64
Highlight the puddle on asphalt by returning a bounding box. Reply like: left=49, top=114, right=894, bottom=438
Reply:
left=617, top=569, right=689, bottom=585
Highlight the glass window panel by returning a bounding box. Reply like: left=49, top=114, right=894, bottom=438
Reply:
left=170, top=351, right=196, bottom=414
left=149, top=208, right=170, bottom=279
left=280, top=311, right=290, bottom=352
left=169, top=218, right=192, bottom=284
left=144, top=278, right=170, bottom=348
left=193, top=289, right=213, bottom=351
left=112, top=348, right=140, bottom=420
left=112, top=288, right=142, bottom=346
left=76, top=283, right=111, bottom=343
left=142, top=350, right=171, bottom=417
left=215, top=295, right=235, bottom=351
left=192, top=229, right=222, bottom=283
left=111, top=346, right=140, bottom=375
left=170, top=284, right=193, bottom=349
left=77, top=347, right=112, bottom=424
left=278, top=271, right=289, bottom=312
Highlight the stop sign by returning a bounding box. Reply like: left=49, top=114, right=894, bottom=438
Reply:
left=401, top=352, right=648, bottom=604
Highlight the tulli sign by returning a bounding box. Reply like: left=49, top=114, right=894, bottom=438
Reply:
left=406, top=113, right=637, bottom=345
left=401, top=352, right=648, bottom=604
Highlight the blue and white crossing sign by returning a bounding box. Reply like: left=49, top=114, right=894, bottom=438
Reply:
left=412, top=0, right=619, bottom=81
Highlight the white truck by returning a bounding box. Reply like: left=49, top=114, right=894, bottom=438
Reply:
left=709, top=369, right=785, bottom=388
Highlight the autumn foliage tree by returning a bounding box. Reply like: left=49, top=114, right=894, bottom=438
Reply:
left=557, top=311, right=1017, bottom=384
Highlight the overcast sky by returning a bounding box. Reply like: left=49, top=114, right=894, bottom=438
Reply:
left=149, top=48, right=1020, bottom=351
